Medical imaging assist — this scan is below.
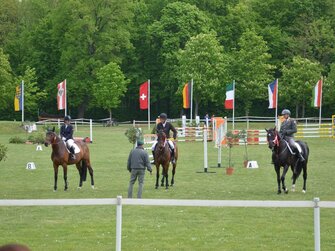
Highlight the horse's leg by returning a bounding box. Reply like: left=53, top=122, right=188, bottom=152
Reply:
left=155, top=165, right=159, bottom=189
left=302, top=163, right=307, bottom=193
left=165, top=166, right=169, bottom=189
left=87, top=161, right=94, bottom=189
left=275, top=165, right=281, bottom=194
left=62, top=164, right=68, bottom=191
left=53, top=163, right=58, bottom=191
left=281, top=164, right=289, bottom=194
left=171, top=163, right=176, bottom=187
left=161, top=169, right=165, bottom=187
left=76, top=163, right=83, bottom=189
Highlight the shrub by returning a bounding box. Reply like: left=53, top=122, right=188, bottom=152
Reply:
left=9, top=136, right=26, bottom=144
left=125, top=127, right=142, bottom=144
left=0, top=144, right=7, bottom=161
left=27, top=133, right=45, bottom=144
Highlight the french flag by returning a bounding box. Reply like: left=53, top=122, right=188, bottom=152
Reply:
left=268, top=79, right=278, bottom=109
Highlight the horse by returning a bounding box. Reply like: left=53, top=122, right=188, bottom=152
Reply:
left=153, top=130, right=178, bottom=189
left=44, top=127, right=94, bottom=191
left=265, top=128, right=309, bottom=194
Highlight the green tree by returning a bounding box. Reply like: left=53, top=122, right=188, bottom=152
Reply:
left=323, top=63, right=335, bottom=109
left=227, top=29, right=273, bottom=115
left=93, top=62, right=129, bottom=119
left=178, top=33, right=227, bottom=116
left=0, top=48, right=14, bottom=114
left=281, top=56, right=322, bottom=117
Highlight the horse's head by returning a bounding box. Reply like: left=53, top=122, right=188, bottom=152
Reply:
left=157, top=130, right=167, bottom=150
left=44, top=127, right=57, bottom=147
left=265, top=127, right=279, bottom=150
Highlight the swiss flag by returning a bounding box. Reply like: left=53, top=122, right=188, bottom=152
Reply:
left=139, top=81, right=148, bottom=110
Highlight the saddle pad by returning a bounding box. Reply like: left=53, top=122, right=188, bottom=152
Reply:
left=73, top=144, right=80, bottom=154
left=295, top=142, right=302, bottom=153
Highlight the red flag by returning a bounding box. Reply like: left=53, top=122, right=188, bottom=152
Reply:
left=139, top=81, right=148, bottom=110
left=57, top=80, right=66, bottom=110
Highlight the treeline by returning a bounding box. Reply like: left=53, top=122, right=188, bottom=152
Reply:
left=0, top=0, right=335, bottom=121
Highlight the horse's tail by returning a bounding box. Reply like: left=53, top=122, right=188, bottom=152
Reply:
left=81, top=160, right=88, bottom=182
left=294, top=141, right=309, bottom=179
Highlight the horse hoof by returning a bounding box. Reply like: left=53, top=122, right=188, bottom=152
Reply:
left=91, top=185, right=95, bottom=189
left=284, top=189, right=288, bottom=194
left=277, top=190, right=281, bottom=194
left=161, top=184, right=164, bottom=187
left=77, top=187, right=82, bottom=190
left=155, top=186, right=158, bottom=189
left=53, top=189, right=57, bottom=192
left=302, top=190, right=306, bottom=193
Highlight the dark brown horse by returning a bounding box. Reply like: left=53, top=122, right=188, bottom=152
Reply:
left=44, top=127, right=94, bottom=191
left=153, top=131, right=178, bottom=189
left=266, top=128, right=309, bottom=194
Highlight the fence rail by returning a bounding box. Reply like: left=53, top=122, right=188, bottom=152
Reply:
left=1, top=197, right=334, bottom=251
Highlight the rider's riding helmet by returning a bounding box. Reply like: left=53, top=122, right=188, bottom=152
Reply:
left=64, top=115, right=71, bottom=122
left=159, top=113, right=167, bottom=119
left=281, top=109, right=291, bottom=116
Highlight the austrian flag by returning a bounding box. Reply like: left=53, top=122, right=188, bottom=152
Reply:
left=139, top=81, right=148, bottom=110
left=57, top=80, right=66, bottom=110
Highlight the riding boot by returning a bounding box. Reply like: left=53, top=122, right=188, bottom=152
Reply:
left=297, top=151, right=305, bottom=162
left=171, top=149, right=176, bottom=164
left=70, top=146, right=76, bottom=160
left=151, top=151, right=155, bottom=164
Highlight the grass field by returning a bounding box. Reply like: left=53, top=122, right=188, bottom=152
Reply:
left=0, top=121, right=334, bottom=251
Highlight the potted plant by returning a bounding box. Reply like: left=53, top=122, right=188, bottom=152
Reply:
left=239, top=130, right=249, bottom=167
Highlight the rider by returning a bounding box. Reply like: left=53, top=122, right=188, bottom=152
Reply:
left=279, top=109, right=305, bottom=162
left=152, top=113, right=177, bottom=164
left=60, top=115, right=76, bottom=160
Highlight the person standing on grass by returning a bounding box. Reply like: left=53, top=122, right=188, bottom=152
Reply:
left=127, top=139, right=152, bottom=198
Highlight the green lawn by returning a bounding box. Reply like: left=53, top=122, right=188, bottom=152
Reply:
left=0, top=121, right=334, bottom=250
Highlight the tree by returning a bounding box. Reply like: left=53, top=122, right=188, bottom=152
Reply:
left=0, top=48, right=14, bottom=115
left=93, top=62, right=129, bottom=119
left=227, top=29, right=274, bottom=115
left=281, top=56, right=322, bottom=117
left=323, top=63, right=335, bottom=109
left=178, top=33, right=227, bottom=116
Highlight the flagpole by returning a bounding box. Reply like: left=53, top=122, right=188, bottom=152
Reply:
left=275, top=78, right=278, bottom=127
left=148, top=79, right=151, bottom=131
left=319, top=77, right=323, bottom=128
left=21, top=80, right=24, bottom=123
left=190, top=79, right=193, bottom=123
left=233, top=80, right=235, bottom=130
left=65, top=79, right=67, bottom=116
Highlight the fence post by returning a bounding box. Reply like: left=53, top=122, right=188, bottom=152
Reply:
left=203, top=128, right=208, bottom=172
left=116, top=196, right=122, bottom=251
left=90, top=119, right=93, bottom=143
left=314, top=197, right=320, bottom=251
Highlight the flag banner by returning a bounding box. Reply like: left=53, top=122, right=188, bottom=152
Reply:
left=182, top=81, right=192, bottom=109
left=312, top=79, right=322, bottom=108
left=139, top=81, right=148, bottom=110
left=57, top=80, right=66, bottom=110
left=14, top=83, right=23, bottom=111
left=268, top=79, right=278, bottom=109
left=225, top=83, right=234, bottom=109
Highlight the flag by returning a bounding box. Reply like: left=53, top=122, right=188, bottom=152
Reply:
left=139, top=81, right=148, bottom=110
left=57, top=80, right=66, bottom=110
left=225, top=83, right=234, bottom=109
left=182, top=81, right=192, bottom=109
left=268, top=79, right=278, bottom=109
left=312, top=79, right=322, bottom=108
left=14, top=82, right=23, bottom=111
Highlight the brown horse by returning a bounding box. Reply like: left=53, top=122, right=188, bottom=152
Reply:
left=44, top=127, right=94, bottom=191
left=153, top=131, right=178, bottom=189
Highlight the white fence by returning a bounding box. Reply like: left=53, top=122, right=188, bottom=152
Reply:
left=1, top=197, right=335, bottom=251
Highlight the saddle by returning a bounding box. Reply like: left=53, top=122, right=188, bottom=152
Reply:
left=284, top=141, right=302, bottom=155
left=63, top=141, right=81, bottom=154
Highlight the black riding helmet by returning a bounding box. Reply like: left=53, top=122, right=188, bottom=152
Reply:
left=64, top=115, right=71, bottom=122
left=159, top=113, right=167, bottom=119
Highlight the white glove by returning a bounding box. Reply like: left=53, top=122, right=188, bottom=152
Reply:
left=62, top=137, right=66, bottom=141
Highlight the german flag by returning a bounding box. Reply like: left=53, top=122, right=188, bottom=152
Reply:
left=183, top=81, right=192, bottom=109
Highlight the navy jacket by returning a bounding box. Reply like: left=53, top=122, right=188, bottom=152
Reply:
left=156, top=122, right=177, bottom=139
left=60, top=124, right=74, bottom=141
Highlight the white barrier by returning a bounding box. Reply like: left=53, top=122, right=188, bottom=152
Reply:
left=1, top=197, right=334, bottom=251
